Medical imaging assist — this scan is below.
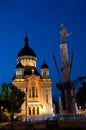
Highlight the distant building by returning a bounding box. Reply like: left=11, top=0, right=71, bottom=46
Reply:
left=12, top=33, right=53, bottom=119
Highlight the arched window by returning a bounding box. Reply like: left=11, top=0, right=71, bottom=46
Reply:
left=36, top=89, right=38, bottom=97
left=16, top=70, right=22, bottom=76
left=32, top=87, right=35, bottom=97
left=29, top=107, right=31, bottom=115
left=43, top=71, right=47, bottom=76
left=29, top=89, right=31, bottom=98
left=33, top=107, right=35, bottom=115
left=37, top=107, right=39, bottom=115
left=46, top=94, right=48, bottom=103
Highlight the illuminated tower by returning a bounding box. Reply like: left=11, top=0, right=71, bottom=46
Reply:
left=59, top=25, right=74, bottom=114
left=40, top=61, right=53, bottom=115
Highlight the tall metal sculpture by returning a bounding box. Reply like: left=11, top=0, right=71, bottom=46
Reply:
left=53, top=25, right=74, bottom=114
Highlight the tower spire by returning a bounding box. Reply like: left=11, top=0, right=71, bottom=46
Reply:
left=24, top=32, right=28, bottom=46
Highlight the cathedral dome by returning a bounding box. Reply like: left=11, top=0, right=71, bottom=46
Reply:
left=17, top=34, right=36, bottom=58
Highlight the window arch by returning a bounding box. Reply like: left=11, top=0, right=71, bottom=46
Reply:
left=46, top=94, right=48, bottom=103
left=29, top=89, right=31, bottom=98
left=33, top=107, right=35, bottom=115
left=29, top=107, right=31, bottom=115
left=36, top=89, right=38, bottom=97
left=37, top=107, right=39, bottom=115
left=32, top=87, right=35, bottom=97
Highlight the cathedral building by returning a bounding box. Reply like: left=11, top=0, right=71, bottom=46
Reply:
left=12, top=33, right=53, bottom=119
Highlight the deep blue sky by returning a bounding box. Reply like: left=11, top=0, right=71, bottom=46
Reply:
left=0, top=0, right=86, bottom=101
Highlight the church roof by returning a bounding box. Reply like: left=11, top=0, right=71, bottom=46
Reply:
left=41, top=61, right=49, bottom=69
left=16, top=62, right=24, bottom=69
left=17, top=33, right=36, bottom=58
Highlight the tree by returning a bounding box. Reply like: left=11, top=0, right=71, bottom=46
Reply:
left=0, top=82, right=25, bottom=122
left=75, top=81, right=86, bottom=109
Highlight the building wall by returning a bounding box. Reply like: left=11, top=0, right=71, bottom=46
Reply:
left=40, top=79, right=53, bottom=115
left=13, top=74, right=53, bottom=118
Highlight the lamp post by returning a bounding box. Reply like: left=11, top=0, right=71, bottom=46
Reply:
left=0, top=106, right=3, bottom=122
left=25, top=87, right=28, bottom=129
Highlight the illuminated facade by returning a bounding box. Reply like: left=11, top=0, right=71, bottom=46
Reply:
left=12, top=34, right=53, bottom=118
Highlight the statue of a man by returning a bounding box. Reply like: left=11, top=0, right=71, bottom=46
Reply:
left=59, top=24, right=68, bottom=43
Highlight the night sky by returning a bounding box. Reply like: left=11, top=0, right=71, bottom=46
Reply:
left=0, top=0, right=86, bottom=101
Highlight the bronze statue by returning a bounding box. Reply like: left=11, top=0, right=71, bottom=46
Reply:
left=59, top=24, right=68, bottom=43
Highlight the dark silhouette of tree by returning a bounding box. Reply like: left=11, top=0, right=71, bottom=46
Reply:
left=0, top=82, right=25, bottom=122
left=75, top=81, right=86, bottom=109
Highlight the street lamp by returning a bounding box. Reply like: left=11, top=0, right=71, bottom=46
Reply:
left=24, top=87, right=28, bottom=129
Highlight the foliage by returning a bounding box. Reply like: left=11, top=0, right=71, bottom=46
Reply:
left=0, top=82, right=25, bottom=122
left=75, top=81, right=86, bottom=109
left=8, top=83, right=25, bottom=113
